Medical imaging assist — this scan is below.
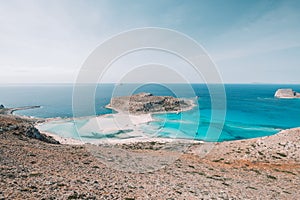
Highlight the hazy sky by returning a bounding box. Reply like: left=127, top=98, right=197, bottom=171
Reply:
left=0, top=0, right=299, bottom=83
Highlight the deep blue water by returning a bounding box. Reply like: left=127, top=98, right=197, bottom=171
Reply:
left=0, top=84, right=300, bottom=142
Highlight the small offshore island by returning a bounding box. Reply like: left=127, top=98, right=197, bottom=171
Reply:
left=107, top=92, right=193, bottom=114
left=275, top=88, right=300, bottom=99
left=1, top=93, right=300, bottom=199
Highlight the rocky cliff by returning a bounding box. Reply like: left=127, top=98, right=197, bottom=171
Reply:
left=107, top=92, right=193, bottom=114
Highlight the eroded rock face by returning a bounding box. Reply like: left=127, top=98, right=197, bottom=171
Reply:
left=275, top=89, right=300, bottom=99
left=107, top=92, right=192, bottom=114
left=0, top=115, right=59, bottom=144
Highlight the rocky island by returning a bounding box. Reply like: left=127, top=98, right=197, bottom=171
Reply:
left=275, top=89, right=300, bottom=99
left=107, top=92, right=193, bottom=114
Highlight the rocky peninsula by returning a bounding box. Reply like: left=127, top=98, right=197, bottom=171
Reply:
left=275, top=89, right=300, bottom=99
left=0, top=105, right=41, bottom=115
left=107, top=92, right=194, bottom=114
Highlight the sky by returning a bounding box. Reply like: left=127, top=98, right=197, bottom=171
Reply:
left=0, top=0, right=299, bottom=83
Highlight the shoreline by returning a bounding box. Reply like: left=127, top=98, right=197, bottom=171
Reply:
left=0, top=105, right=41, bottom=115
left=37, top=112, right=155, bottom=145
left=40, top=128, right=205, bottom=145
left=37, top=97, right=198, bottom=145
left=39, top=130, right=84, bottom=145
left=38, top=112, right=204, bottom=146
left=2, top=103, right=297, bottom=147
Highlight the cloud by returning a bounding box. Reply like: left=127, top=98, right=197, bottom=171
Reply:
left=0, top=0, right=299, bottom=83
left=0, top=1, right=106, bottom=72
left=208, top=0, right=300, bottom=62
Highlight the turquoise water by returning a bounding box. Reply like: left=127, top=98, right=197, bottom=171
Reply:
left=1, top=84, right=300, bottom=142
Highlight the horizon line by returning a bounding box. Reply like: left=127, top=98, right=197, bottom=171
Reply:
left=1, top=82, right=300, bottom=85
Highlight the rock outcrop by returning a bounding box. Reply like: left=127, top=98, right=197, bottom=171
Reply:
left=107, top=92, right=193, bottom=114
left=0, top=114, right=59, bottom=144
left=274, top=89, right=300, bottom=99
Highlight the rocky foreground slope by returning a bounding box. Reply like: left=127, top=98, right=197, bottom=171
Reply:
left=0, top=114, right=58, bottom=144
left=0, top=113, right=299, bottom=199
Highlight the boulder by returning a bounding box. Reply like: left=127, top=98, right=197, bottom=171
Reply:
left=24, top=126, right=59, bottom=144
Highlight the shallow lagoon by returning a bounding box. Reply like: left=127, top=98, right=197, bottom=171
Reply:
left=1, top=84, right=300, bottom=142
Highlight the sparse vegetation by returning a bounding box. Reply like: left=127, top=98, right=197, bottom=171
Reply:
left=266, top=175, right=277, bottom=180
left=276, top=152, right=287, bottom=157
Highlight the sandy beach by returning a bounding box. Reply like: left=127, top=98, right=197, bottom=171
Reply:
left=36, top=96, right=197, bottom=146
left=38, top=112, right=204, bottom=145
left=36, top=112, right=154, bottom=145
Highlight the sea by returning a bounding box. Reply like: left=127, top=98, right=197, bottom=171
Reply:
left=1, top=84, right=300, bottom=142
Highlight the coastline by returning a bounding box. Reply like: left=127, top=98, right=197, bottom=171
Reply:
left=37, top=111, right=204, bottom=146
left=0, top=105, right=41, bottom=115
left=37, top=112, right=155, bottom=145
left=1, top=102, right=297, bottom=147
left=37, top=97, right=197, bottom=145
left=39, top=130, right=84, bottom=145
